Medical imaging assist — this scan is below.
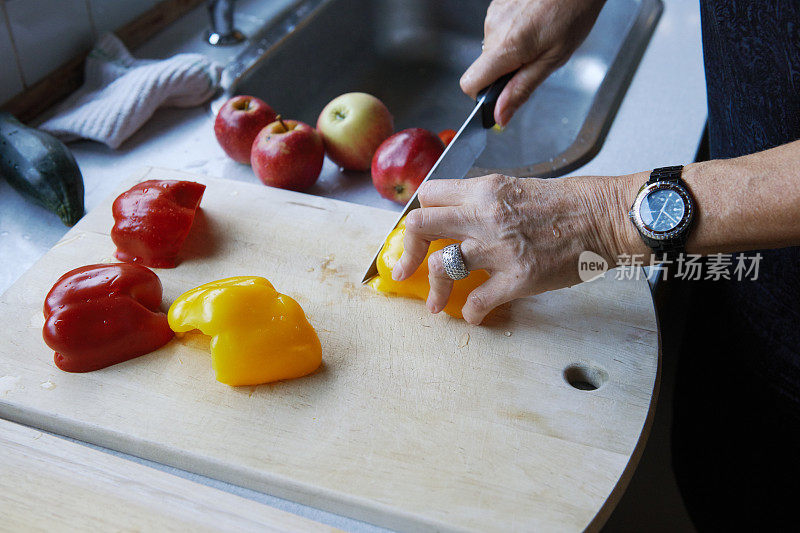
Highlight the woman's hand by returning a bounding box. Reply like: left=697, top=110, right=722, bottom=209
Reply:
left=461, top=0, right=606, bottom=126
left=391, top=173, right=641, bottom=325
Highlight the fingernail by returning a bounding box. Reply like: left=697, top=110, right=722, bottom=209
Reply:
left=391, top=263, right=403, bottom=281
left=426, top=298, right=436, bottom=313
left=496, top=110, right=509, bottom=128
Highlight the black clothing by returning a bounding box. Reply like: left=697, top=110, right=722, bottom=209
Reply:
left=672, top=1, right=800, bottom=529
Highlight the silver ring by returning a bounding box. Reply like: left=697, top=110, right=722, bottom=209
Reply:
left=442, top=243, right=470, bottom=281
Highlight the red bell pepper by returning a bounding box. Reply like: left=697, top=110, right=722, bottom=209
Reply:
left=43, top=263, right=174, bottom=373
left=111, top=180, right=206, bottom=268
left=438, top=129, right=457, bottom=146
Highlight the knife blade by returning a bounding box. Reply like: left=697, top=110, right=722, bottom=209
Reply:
left=360, top=72, right=515, bottom=284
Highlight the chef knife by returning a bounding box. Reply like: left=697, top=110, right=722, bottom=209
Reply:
left=360, top=71, right=516, bottom=284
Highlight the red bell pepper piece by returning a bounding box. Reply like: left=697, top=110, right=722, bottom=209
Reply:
left=43, top=263, right=174, bottom=373
left=438, top=129, right=457, bottom=146
left=111, top=180, right=206, bottom=268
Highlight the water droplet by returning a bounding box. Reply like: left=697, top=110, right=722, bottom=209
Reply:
left=552, top=226, right=561, bottom=238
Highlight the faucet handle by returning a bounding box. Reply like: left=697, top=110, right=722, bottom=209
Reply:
left=207, top=0, right=245, bottom=46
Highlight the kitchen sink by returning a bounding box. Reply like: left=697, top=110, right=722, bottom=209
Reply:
left=219, top=0, right=662, bottom=188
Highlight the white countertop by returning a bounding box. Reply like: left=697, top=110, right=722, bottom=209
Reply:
left=0, top=0, right=707, bottom=530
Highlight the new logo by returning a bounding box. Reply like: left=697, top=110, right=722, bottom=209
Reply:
left=578, top=251, right=608, bottom=282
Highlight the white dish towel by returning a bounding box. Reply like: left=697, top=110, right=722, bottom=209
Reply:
left=40, top=33, right=222, bottom=149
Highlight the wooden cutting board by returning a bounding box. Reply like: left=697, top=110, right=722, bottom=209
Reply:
left=0, top=167, right=659, bottom=532
left=0, top=418, right=337, bottom=532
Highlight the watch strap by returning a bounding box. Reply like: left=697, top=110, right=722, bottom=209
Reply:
left=648, top=165, right=683, bottom=184
left=651, top=238, right=686, bottom=258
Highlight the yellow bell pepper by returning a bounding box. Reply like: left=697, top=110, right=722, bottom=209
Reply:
left=368, top=216, right=489, bottom=319
left=167, top=276, right=321, bottom=386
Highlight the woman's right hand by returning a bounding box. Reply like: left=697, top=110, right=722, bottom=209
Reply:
left=461, top=0, right=606, bottom=126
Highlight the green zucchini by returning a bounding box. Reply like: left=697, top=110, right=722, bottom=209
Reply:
left=0, top=112, right=84, bottom=226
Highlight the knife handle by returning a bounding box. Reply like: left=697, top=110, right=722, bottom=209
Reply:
left=478, top=70, right=517, bottom=129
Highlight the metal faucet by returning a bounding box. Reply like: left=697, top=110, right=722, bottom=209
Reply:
left=206, top=0, right=245, bottom=46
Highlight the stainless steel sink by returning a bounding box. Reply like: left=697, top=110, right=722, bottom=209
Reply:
left=219, top=0, right=662, bottom=185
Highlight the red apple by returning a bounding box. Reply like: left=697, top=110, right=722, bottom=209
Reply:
left=371, top=128, right=445, bottom=204
left=214, top=95, right=277, bottom=164
left=250, top=119, right=324, bottom=191
left=316, top=92, right=394, bottom=171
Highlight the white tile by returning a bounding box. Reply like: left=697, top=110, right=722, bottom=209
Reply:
left=5, top=0, right=94, bottom=86
left=87, top=0, right=158, bottom=37
left=0, top=6, right=24, bottom=104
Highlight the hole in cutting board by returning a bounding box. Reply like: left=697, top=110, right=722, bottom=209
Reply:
left=563, top=363, right=608, bottom=391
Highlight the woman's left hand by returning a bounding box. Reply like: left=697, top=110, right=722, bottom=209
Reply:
left=391, top=173, right=641, bottom=324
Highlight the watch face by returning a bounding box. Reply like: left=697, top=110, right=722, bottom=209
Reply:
left=639, top=188, right=686, bottom=232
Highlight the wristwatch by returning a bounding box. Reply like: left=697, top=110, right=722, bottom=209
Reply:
left=628, top=165, right=695, bottom=257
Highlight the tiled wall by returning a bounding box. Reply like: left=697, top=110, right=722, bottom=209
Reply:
left=0, top=0, right=159, bottom=106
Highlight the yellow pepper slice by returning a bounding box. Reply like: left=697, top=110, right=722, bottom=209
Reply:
left=368, top=216, right=489, bottom=319
left=167, top=276, right=321, bottom=386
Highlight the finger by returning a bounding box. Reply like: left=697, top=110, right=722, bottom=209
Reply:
left=460, top=48, right=522, bottom=100
left=458, top=239, right=491, bottom=271
left=426, top=240, right=489, bottom=314
left=392, top=231, right=432, bottom=282
left=425, top=248, right=454, bottom=314
left=493, top=58, right=556, bottom=126
left=417, top=178, right=473, bottom=207
left=461, top=274, right=518, bottom=325
left=393, top=206, right=474, bottom=282
left=404, top=207, right=471, bottom=242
